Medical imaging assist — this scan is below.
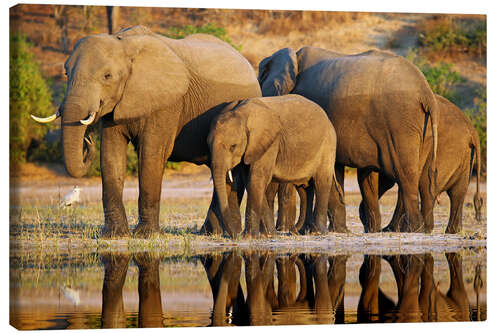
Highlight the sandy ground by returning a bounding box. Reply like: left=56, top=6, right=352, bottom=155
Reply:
left=10, top=166, right=487, bottom=255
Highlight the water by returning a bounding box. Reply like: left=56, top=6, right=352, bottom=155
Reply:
left=10, top=249, right=486, bottom=329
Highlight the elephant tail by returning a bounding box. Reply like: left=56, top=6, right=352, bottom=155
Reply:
left=422, top=97, right=439, bottom=202
left=471, top=130, right=483, bottom=221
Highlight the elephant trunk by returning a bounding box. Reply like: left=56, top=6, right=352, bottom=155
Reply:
left=212, top=161, right=237, bottom=238
left=61, top=102, right=96, bottom=178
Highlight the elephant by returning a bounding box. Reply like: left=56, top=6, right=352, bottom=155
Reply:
left=357, top=253, right=472, bottom=324
left=200, top=252, right=247, bottom=326
left=100, top=252, right=164, bottom=328
left=201, top=251, right=346, bottom=326
left=258, top=46, right=439, bottom=233
left=101, top=252, right=130, bottom=328
left=208, top=95, right=343, bottom=237
left=358, top=94, right=483, bottom=234
left=31, top=25, right=261, bottom=238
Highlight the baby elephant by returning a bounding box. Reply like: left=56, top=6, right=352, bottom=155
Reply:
left=208, top=94, right=342, bottom=238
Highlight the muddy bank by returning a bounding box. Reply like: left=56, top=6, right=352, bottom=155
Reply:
left=10, top=231, right=486, bottom=257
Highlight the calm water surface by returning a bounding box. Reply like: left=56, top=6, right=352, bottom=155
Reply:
left=10, top=249, right=486, bottom=329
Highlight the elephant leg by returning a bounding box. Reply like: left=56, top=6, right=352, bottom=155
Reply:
left=329, top=164, right=346, bottom=231
left=418, top=253, right=437, bottom=322
left=101, top=253, right=131, bottom=328
left=135, top=253, right=163, bottom=328
left=389, top=255, right=424, bottom=322
left=357, top=255, right=382, bottom=323
left=277, top=184, right=297, bottom=233
left=264, top=182, right=279, bottom=229
left=445, top=179, right=468, bottom=234
left=300, top=185, right=316, bottom=234
left=295, top=186, right=308, bottom=233
left=277, top=257, right=297, bottom=306
left=200, top=196, right=224, bottom=236
left=328, top=255, right=347, bottom=324
left=395, top=153, right=425, bottom=233
left=260, top=194, right=277, bottom=236
left=312, top=255, right=334, bottom=323
left=201, top=168, right=244, bottom=236
left=244, top=164, right=274, bottom=238
left=445, top=252, right=469, bottom=318
left=328, top=177, right=347, bottom=233
left=134, top=142, right=169, bottom=237
left=101, top=125, right=130, bottom=238
left=311, top=172, right=332, bottom=234
left=357, top=168, right=382, bottom=233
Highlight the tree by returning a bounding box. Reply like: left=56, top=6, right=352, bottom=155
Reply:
left=106, top=6, right=120, bottom=34
left=10, top=34, right=54, bottom=165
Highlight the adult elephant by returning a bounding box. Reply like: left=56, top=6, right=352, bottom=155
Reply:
left=31, top=25, right=261, bottom=238
left=359, top=94, right=483, bottom=234
left=258, top=46, right=439, bottom=232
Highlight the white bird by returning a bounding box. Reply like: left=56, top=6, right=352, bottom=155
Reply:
left=60, top=284, right=81, bottom=305
left=60, top=186, right=81, bottom=207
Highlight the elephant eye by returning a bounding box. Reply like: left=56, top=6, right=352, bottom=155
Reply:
left=104, top=73, right=112, bottom=80
left=229, top=144, right=237, bottom=152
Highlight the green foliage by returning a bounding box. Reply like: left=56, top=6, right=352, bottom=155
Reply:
left=406, top=48, right=463, bottom=104
left=418, top=17, right=486, bottom=57
left=26, top=140, right=62, bottom=163
left=464, top=87, right=487, bottom=169
left=164, top=23, right=242, bottom=51
left=10, top=34, right=54, bottom=165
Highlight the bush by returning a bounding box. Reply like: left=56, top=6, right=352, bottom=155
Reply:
left=164, top=23, right=241, bottom=51
left=10, top=34, right=54, bottom=165
left=418, top=17, right=486, bottom=58
left=406, top=48, right=463, bottom=104
left=464, top=88, right=487, bottom=173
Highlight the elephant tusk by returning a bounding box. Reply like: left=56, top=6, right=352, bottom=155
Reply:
left=84, top=136, right=93, bottom=146
left=228, top=170, right=233, bottom=183
left=80, top=112, right=97, bottom=125
left=30, top=111, right=60, bottom=123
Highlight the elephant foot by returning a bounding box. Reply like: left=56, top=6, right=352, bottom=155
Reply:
left=133, top=223, right=160, bottom=238
left=242, top=230, right=260, bottom=239
left=331, top=225, right=349, bottom=233
left=310, top=225, right=328, bottom=235
left=445, top=225, right=460, bottom=234
left=101, top=224, right=131, bottom=239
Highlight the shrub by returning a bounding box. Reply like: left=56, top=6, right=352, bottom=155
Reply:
left=406, top=48, right=463, bottom=104
left=418, top=17, right=486, bottom=58
left=464, top=88, right=486, bottom=173
left=10, top=34, right=54, bottom=165
left=164, top=23, right=241, bottom=51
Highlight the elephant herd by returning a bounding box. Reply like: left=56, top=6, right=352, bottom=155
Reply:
left=99, top=251, right=483, bottom=327
left=30, top=25, right=483, bottom=238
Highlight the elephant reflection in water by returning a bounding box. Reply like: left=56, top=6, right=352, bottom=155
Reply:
left=357, top=253, right=472, bottom=323
left=101, top=252, right=163, bottom=328
left=201, top=251, right=347, bottom=326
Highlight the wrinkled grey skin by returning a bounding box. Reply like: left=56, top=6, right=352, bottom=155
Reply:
left=38, top=25, right=260, bottom=238
left=208, top=95, right=343, bottom=238
left=359, top=95, right=483, bottom=234
left=258, top=46, right=439, bottom=233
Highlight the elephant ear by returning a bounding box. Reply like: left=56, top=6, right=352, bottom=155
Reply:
left=258, top=48, right=298, bottom=97
left=243, top=104, right=281, bottom=165
left=113, top=33, right=189, bottom=122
